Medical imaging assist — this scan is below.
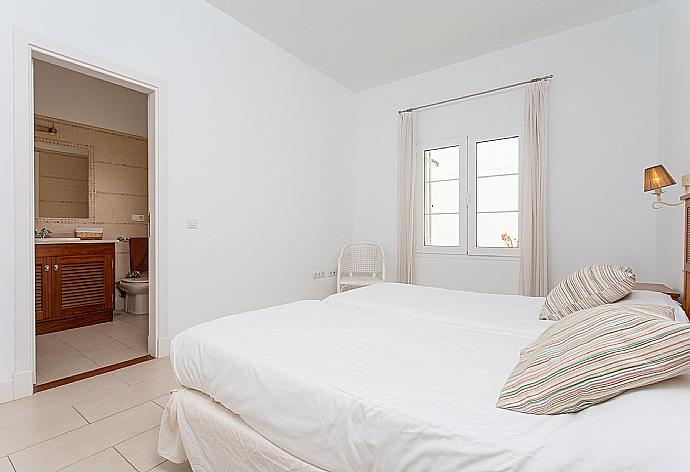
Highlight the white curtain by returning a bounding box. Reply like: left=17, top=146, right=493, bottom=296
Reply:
left=397, top=112, right=416, bottom=284
left=519, top=81, right=550, bottom=296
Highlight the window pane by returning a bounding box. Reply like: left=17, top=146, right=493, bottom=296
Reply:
left=425, top=214, right=459, bottom=247
left=476, top=136, right=519, bottom=177
left=425, top=146, right=459, bottom=181
left=425, top=180, right=459, bottom=214
left=476, top=212, right=519, bottom=248
left=476, top=174, right=518, bottom=212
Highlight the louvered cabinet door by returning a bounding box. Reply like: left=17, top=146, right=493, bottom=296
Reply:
left=35, top=256, right=52, bottom=322
left=53, top=254, right=114, bottom=319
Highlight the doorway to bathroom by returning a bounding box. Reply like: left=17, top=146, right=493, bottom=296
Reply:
left=32, top=60, right=153, bottom=389
left=11, top=32, right=167, bottom=398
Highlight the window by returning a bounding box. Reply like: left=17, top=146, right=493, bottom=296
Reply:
left=417, top=129, right=521, bottom=257
left=423, top=145, right=463, bottom=247
left=469, top=134, right=520, bottom=256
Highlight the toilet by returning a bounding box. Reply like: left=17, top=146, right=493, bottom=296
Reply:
left=117, top=237, right=149, bottom=315
left=118, top=272, right=149, bottom=314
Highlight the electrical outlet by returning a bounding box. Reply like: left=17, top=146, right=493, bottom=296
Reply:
left=328, top=270, right=337, bottom=277
left=312, top=271, right=325, bottom=280
left=131, top=214, right=146, bottom=222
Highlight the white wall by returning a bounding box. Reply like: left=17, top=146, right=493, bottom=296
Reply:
left=0, top=0, right=354, bottom=388
left=655, top=0, right=690, bottom=291
left=34, top=60, right=148, bottom=136
left=353, top=6, right=659, bottom=293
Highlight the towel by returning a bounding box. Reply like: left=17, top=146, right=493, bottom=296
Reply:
left=129, top=237, right=149, bottom=272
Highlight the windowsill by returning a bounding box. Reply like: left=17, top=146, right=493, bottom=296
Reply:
left=415, top=250, right=521, bottom=262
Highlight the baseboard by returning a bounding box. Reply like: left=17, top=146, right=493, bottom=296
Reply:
left=0, top=378, right=13, bottom=404
left=158, top=336, right=171, bottom=357
left=13, top=370, right=34, bottom=400
left=0, top=370, right=33, bottom=404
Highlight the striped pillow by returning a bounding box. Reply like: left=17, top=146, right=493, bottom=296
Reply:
left=497, top=304, right=690, bottom=415
left=540, top=265, right=635, bottom=321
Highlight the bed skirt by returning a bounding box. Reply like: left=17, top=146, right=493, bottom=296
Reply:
left=158, top=387, right=326, bottom=472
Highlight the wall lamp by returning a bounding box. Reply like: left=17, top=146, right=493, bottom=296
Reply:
left=644, top=164, right=689, bottom=209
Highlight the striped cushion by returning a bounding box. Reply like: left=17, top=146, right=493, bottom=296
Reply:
left=540, top=265, right=635, bottom=321
left=497, top=304, right=690, bottom=415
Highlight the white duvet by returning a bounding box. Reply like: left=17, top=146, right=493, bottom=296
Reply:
left=170, top=283, right=690, bottom=472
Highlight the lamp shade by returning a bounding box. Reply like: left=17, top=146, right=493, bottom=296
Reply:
left=644, top=165, right=676, bottom=192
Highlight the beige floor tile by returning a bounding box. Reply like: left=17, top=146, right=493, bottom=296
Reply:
left=0, top=457, right=14, bottom=472
left=35, top=333, right=67, bottom=352
left=153, top=394, right=171, bottom=408
left=115, top=427, right=165, bottom=471
left=61, top=448, right=136, bottom=472
left=95, top=320, right=148, bottom=351
left=116, top=332, right=149, bottom=352
left=9, top=402, right=162, bottom=472
left=96, top=315, right=147, bottom=339
left=0, top=375, right=127, bottom=428
left=38, top=362, right=98, bottom=383
left=114, top=357, right=172, bottom=386
left=150, top=461, right=192, bottom=472
left=0, top=405, right=87, bottom=456
left=119, top=313, right=149, bottom=330
left=38, top=317, right=149, bottom=382
left=36, top=334, right=88, bottom=366
left=57, top=328, right=128, bottom=353
left=74, top=373, right=178, bottom=423
left=51, top=323, right=101, bottom=341
left=86, top=344, right=143, bottom=368
left=36, top=335, right=97, bottom=383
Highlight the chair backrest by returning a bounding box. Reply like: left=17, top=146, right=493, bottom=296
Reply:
left=339, top=242, right=385, bottom=279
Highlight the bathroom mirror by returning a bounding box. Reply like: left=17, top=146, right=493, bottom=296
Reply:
left=34, top=140, right=95, bottom=222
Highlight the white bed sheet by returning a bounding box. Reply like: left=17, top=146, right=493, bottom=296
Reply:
left=170, top=283, right=690, bottom=472
left=159, top=387, right=324, bottom=472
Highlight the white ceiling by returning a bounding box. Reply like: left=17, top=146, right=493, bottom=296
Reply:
left=208, top=0, right=657, bottom=91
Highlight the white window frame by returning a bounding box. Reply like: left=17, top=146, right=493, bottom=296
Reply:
left=415, top=137, right=468, bottom=255
left=468, top=128, right=523, bottom=257
left=415, top=128, right=523, bottom=258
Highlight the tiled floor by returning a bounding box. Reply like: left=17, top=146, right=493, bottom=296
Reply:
left=0, top=357, right=190, bottom=472
left=36, top=312, right=149, bottom=384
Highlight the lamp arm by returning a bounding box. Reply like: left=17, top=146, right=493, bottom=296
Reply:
left=651, top=200, right=683, bottom=209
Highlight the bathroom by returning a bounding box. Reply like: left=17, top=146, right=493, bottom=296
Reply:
left=33, top=59, right=152, bottom=388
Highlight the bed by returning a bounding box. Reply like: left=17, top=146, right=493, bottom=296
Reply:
left=159, top=283, right=690, bottom=471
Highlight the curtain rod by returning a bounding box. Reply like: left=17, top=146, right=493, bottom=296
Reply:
left=398, top=74, right=553, bottom=114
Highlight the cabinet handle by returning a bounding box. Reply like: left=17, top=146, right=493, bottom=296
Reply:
left=54, top=264, right=59, bottom=271
left=44, top=264, right=50, bottom=272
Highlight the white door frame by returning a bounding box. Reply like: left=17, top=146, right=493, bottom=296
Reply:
left=11, top=30, right=169, bottom=399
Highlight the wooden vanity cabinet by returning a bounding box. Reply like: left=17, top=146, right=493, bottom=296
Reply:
left=35, top=243, right=115, bottom=335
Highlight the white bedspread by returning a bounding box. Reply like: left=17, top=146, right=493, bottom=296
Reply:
left=170, top=283, right=690, bottom=472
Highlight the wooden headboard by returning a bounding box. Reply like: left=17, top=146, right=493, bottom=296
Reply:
left=680, top=193, right=690, bottom=313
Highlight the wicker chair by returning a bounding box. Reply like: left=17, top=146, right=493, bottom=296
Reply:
left=337, top=242, right=385, bottom=293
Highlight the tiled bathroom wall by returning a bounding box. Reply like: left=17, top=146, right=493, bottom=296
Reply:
left=35, top=115, right=148, bottom=282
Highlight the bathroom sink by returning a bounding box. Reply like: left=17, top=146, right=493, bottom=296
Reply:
left=34, top=237, right=81, bottom=243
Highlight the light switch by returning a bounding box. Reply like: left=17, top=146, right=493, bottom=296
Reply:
left=185, top=217, right=198, bottom=229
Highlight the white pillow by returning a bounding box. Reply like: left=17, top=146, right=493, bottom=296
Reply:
left=616, top=290, right=688, bottom=323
